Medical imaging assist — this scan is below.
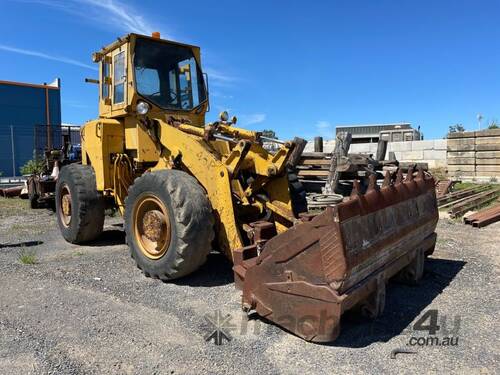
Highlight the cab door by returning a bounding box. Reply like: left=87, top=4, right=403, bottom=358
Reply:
left=110, top=44, right=128, bottom=113
left=98, top=55, right=112, bottom=117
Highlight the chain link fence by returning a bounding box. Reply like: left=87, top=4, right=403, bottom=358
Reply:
left=0, top=124, right=81, bottom=177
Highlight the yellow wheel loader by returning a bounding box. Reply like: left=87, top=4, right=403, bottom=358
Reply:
left=55, top=32, right=438, bottom=342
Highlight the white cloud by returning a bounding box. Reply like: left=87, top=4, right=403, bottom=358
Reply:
left=240, top=113, right=267, bottom=126
left=16, top=0, right=162, bottom=36
left=74, top=0, right=156, bottom=35
left=204, top=67, right=239, bottom=88
left=11, top=0, right=241, bottom=90
left=316, top=120, right=332, bottom=129
left=312, top=120, right=335, bottom=139
left=0, top=44, right=97, bottom=70
left=210, top=91, right=234, bottom=99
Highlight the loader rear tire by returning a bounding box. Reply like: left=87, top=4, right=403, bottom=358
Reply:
left=125, top=170, right=214, bottom=281
left=55, top=164, right=105, bottom=244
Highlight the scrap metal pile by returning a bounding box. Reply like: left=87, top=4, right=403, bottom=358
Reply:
left=295, top=134, right=430, bottom=200
left=437, top=185, right=500, bottom=219
left=435, top=179, right=456, bottom=198
left=464, top=203, right=500, bottom=228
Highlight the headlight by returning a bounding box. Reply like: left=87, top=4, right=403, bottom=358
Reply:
left=136, top=101, right=150, bottom=115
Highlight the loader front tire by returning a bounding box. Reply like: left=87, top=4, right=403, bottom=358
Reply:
left=125, top=170, right=214, bottom=281
left=28, top=178, right=39, bottom=209
left=55, top=164, right=105, bottom=244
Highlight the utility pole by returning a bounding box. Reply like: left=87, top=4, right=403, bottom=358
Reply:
left=10, top=125, right=16, bottom=177
left=477, top=114, right=483, bottom=131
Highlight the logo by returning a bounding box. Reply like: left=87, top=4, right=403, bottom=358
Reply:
left=203, top=310, right=237, bottom=345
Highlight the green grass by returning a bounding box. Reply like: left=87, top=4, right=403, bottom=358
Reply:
left=18, top=248, right=37, bottom=265
left=452, top=182, right=482, bottom=191
left=74, top=251, right=85, bottom=256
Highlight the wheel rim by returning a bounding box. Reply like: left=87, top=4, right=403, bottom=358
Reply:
left=59, top=184, right=72, bottom=227
left=133, top=194, right=171, bottom=259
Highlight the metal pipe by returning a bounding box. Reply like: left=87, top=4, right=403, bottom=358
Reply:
left=314, top=137, right=323, bottom=152
left=45, top=87, right=51, bottom=149
left=260, top=136, right=286, bottom=144
left=10, top=125, right=16, bottom=176
left=213, top=133, right=237, bottom=143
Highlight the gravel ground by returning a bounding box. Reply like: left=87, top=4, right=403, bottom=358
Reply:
left=0, top=197, right=498, bottom=374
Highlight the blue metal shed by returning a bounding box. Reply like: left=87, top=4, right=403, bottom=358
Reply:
left=0, top=79, right=61, bottom=176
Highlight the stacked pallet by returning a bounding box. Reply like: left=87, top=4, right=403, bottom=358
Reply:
left=476, top=129, right=500, bottom=178
left=447, top=129, right=500, bottom=180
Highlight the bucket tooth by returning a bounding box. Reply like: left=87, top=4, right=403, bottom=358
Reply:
left=234, top=160, right=439, bottom=343
left=395, top=168, right=404, bottom=184
left=367, top=174, right=379, bottom=192
left=417, top=167, right=425, bottom=180
left=405, top=166, right=414, bottom=182
left=350, top=179, right=361, bottom=198
left=382, top=170, right=391, bottom=188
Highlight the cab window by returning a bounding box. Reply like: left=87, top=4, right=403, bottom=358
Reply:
left=113, top=51, right=126, bottom=104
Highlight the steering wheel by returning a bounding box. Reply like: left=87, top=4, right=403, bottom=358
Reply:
left=149, top=90, right=177, bottom=101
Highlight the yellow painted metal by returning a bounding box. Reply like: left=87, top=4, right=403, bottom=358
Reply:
left=95, top=33, right=207, bottom=127
left=152, top=121, right=246, bottom=257
left=124, top=117, right=160, bottom=162
left=81, top=119, right=124, bottom=191
left=80, top=32, right=298, bottom=260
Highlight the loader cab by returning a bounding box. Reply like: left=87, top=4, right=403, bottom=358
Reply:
left=94, top=33, right=208, bottom=126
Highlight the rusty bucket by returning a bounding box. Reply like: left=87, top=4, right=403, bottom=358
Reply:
left=233, top=168, right=438, bottom=342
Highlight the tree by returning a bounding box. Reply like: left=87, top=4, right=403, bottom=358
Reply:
left=20, top=159, right=45, bottom=175
left=488, top=119, right=499, bottom=129
left=448, top=124, right=465, bottom=134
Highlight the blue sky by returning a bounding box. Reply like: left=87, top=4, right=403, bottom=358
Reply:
left=1, top=0, right=498, bottom=140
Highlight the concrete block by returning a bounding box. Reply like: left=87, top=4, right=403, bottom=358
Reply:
left=447, top=165, right=475, bottom=172
left=393, top=151, right=403, bottom=160
left=387, top=141, right=412, bottom=152
left=447, top=157, right=475, bottom=165
left=349, top=143, right=370, bottom=153
left=411, top=140, right=435, bottom=151
left=448, top=131, right=475, bottom=139
left=431, top=159, right=447, bottom=168
left=349, top=143, right=378, bottom=154
left=447, top=151, right=475, bottom=158
left=476, top=159, right=500, bottom=165
left=433, top=139, right=448, bottom=150
left=400, top=150, right=424, bottom=160
left=476, top=165, right=500, bottom=172
left=323, top=141, right=335, bottom=153
left=476, top=151, right=500, bottom=158
left=475, top=128, right=500, bottom=137
left=423, top=149, right=447, bottom=160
